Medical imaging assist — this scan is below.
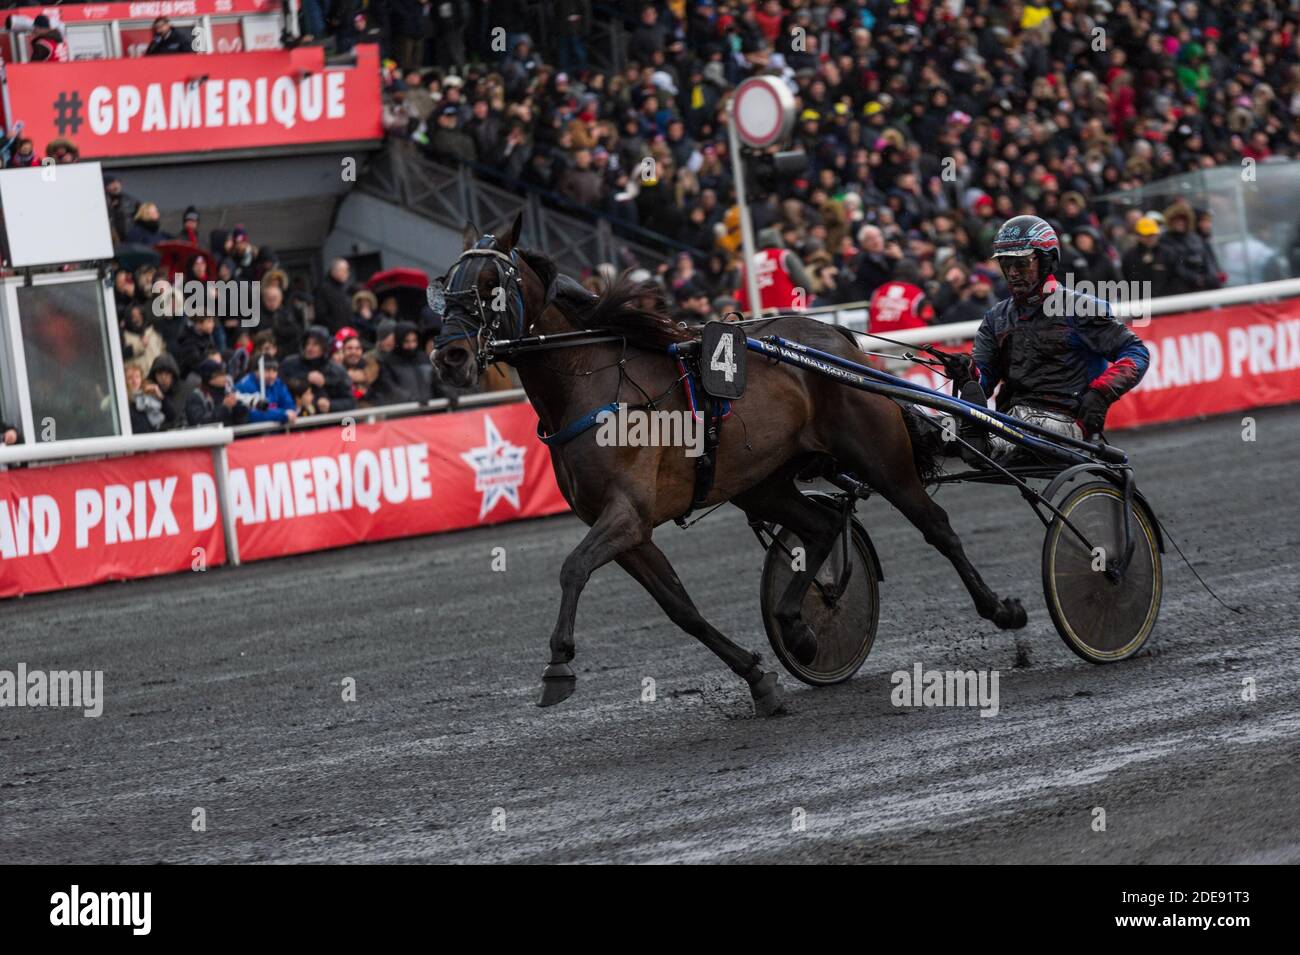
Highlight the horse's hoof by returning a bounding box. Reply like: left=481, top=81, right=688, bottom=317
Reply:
left=750, top=671, right=788, bottom=717
left=786, top=624, right=818, bottom=666
left=537, top=663, right=576, bottom=707
left=994, top=597, right=1028, bottom=630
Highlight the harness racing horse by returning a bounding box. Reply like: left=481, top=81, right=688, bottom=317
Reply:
left=432, top=215, right=1027, bottom=716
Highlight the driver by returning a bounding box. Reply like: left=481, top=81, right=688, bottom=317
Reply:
left=937, top=215, right=1149, bottom=462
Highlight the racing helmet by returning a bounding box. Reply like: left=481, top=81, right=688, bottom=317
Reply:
left=991, top=215, right=1061, bottom=266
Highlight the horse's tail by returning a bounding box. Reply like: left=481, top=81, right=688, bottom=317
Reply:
left=897, top=401, right=944, bottom=484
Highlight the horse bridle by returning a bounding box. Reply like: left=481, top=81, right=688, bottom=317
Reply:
left=431, top=235, right=527, bottom=366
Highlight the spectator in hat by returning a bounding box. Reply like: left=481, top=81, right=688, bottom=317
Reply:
left=1061, top=226, right=1120, bottom=287
left=230, top=225, right=258, bottom=280
left=146, top=17, right=192, bottom=55
left=28, top=15, right=68, bottom=62
left=429, top=104, right=477, bottom=163
left=364, top=318, right=398, bottom=375
left=333, top=329, right=374, bottom=403
left=369, top=320, right=434, bottom=405
left=280, top=325, right=357, bottom=413
left=350, top=288, right=380, bottom=345
left=502, top=36, right=540, bottom=100
left=184, top=359, right=248, bottom=427
left=147, top=353, right=182, bottom=429
left=180, top=207, right=200, bottom=245
left=465, top=99, right=503, bottom=162
left=235, top=356, right=297, bottom=425
left=314, top=258, right=355, bottom=335
left=1122, top=217, right=1175, bottom=301
left=1161, top=201, right=1221, bottom=295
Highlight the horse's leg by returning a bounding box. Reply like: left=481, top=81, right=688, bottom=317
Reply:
left=539, top=496, right=649, bottom=707
left=736, top=480, right=842, bottom=666
left=835, top=418, right=1027, bottom=629
left=617, top=541, right=787, bottom=717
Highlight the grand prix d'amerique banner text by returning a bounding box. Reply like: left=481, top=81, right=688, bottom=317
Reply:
left=4, top=43, right=382, bottom=159
left=221, top=401, right=569, bottom=562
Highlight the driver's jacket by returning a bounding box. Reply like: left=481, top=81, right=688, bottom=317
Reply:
left=972, top=284, right=1149, bottom=416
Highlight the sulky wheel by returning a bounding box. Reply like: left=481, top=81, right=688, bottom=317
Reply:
left=760, top=496, right=881, bottom=686
left=1041, top=481, right=1162, bottom=663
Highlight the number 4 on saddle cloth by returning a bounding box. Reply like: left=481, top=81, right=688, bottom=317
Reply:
left=698, top=321, right=747, bottom=399
left=673, top=321, right=746, bottom=525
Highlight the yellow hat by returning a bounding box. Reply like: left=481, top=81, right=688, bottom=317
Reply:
left=864, top=101, right=884, bottom=115
left=1135, top=216, right=1161, bottom=236
left=833, top=102, right=849, bottom=116
left=800, top=108, right=820, bottom=122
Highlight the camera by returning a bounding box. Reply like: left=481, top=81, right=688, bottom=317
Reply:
left=231, top=391, right=269, bottom=411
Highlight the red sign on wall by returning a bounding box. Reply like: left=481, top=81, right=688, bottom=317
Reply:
left=7, top=1, right=277, bottom=24
left=0, top=447, right=226, bottom=598
left=225, top=402, right=571, bottom=563
left=5, top=43, right=382, bottom=159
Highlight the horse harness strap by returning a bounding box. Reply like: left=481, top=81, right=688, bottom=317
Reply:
left=674, top=351, right=724, bottom=528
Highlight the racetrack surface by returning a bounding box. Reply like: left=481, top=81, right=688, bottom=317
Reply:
left=3, top=406, right=1298, bottom=864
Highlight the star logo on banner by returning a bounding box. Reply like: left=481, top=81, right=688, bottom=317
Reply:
left=460, top=415, right=527, bottom=519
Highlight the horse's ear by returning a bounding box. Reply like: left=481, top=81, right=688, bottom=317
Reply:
left=461, top=220, right=480, bottom=251
left=497, top=212, right=523, bottom=253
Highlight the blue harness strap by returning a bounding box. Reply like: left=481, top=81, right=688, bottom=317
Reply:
left=537, top=401, right=621, bottom=447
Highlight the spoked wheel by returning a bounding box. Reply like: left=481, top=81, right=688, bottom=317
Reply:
left=760, top=497, right=881, bottom=686
left=1042, top=481, right=1162, bottom=663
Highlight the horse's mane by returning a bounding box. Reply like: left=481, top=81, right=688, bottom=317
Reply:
left=514, top=246, right=690, bottom=348
left=516, top=247, right=557, bottom=296
left=576, top=273, right=693, bottom=348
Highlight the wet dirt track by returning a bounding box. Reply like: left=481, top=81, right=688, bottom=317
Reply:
left=2, top=406, right=1298, bottom=864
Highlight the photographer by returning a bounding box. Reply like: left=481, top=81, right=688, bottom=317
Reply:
left=235, top=356, right=298, bottom=426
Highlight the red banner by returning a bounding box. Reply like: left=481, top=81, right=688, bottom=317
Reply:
left=1108, top=300, right=1300, bottom=428
left=6, top=43, right=382, bottom=159
left=7, top=2, right=277, bottom=23
left=225, top=402, right=570, bottom=562
left=0, top=447, right=225, bottom=598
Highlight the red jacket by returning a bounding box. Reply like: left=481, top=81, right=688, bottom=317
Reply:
left=869, top=281, right=933, bottom=333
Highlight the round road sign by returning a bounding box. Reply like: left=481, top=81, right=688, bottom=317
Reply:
left=732, top=76, right=796, bottom=149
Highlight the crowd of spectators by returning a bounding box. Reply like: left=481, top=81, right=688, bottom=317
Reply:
left=105, top=173, right=462, bottom=435
left=370, top=0, right=1300, bottom=321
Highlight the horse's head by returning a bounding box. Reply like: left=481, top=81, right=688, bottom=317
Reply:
left=431, top=213, right=549, bottom=388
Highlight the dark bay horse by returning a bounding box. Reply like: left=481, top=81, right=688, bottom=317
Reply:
left=433, top=216, right=1026, bottom=716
